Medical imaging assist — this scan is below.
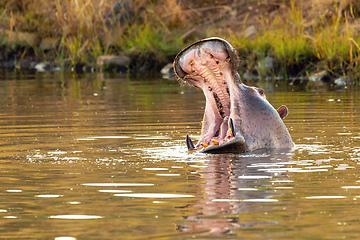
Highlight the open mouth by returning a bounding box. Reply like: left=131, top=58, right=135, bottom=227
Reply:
left=174, top=38, right=293, bottom=154
left=173, top=38, right=241, bottom=152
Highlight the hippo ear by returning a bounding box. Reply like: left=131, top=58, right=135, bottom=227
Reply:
left=277, top=105, right=288, bottom=119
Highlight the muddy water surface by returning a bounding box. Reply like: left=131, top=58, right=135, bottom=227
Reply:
left=0, top=71, right=360, bottom=239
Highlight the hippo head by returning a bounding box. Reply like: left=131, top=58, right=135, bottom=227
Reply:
left=173, top=37, right=294, bottom=153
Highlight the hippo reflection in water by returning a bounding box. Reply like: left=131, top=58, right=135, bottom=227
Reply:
left=173, top=37, right=294, bottom=153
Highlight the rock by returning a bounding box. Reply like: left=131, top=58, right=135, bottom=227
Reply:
left=334, top=77, right=351, bottom=86
left=39, top=37, right=59, bottom=50
left=307, top=70, right=329, bottom=88
left=160, top=63, right=174, bottom=75
left=309, top=70, right=328, bottom=82
left=96, top=55, right=130, bottom=72
left=35, top=62, right=52, bottom=71
left=0, top=29, right=39, bottom=46
left=97, top=55, right=130, bottom=66
left=160, top=63, right=175, bottom=80
left=243, top=25, right=257, bottom=39
left=334, top=77, right=345, bottom=86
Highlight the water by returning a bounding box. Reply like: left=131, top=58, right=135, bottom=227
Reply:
left=0, top=70, right=360, bottom=239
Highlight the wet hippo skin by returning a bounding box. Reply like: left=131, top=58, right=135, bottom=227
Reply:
left=173, top=38, right=294, bottom=153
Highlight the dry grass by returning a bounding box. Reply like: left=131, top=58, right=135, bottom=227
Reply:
left=0, top=0, right=189, bottom=64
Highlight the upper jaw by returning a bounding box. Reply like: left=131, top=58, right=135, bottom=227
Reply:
left=173, top=37, right=242, bottom=152
left=173, top=37, right=240, bottom=81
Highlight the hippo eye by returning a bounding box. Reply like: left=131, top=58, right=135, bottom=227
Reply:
left=257, top=88, right=264, bottom=95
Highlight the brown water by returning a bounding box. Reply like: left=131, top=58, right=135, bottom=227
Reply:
left=0, top=70, right=360, bottom=239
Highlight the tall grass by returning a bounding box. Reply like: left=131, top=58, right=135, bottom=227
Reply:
left=311, top=12, right=360, bottom=76
left=223, top=0, right=360, bottom=79
left=0, top=0, right=187, bottom=65
left=260, top=2, right=312, bottom=65
left=1, top=0, right=360, bottom=78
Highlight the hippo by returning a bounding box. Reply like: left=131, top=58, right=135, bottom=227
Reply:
left=173, top=37, right=294, bottom=153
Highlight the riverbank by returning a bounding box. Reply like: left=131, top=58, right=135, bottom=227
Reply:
left=1, top=0, right=360, bottom=82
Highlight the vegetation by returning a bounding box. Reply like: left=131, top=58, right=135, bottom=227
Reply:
left=224, top=0, right=360, bottom=80
left=1, top=0, right=360, bottom=79
left=0, top=0, right=186, bottom=66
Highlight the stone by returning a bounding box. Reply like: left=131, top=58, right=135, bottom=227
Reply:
left=160, top=63, right=176, bottom=80
left=97, top=55, right=130, bottom=66
left=160, top=63, right=174, bottom=74
left=35, top=62, right=53, bottom=71
left=334, top=77, right=351, bottom=86
left=309, top=70, right=328, bottom=82
left=334, top=77, right=345, bottom=86
left=96, top=55, right=130, bottom=72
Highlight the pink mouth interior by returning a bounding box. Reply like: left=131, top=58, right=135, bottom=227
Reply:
left=177, top=42, right=235, bottom=149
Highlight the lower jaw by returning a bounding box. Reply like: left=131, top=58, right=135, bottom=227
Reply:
left=187, top=134, right=247, bottom=154
left=201, top=118, right=230, bottom=146
left=199, top=136, right=246, bottom=153
left=187, top=116, right=236, bottom=151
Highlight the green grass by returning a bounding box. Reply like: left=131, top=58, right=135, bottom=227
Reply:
left=259, top=2, right=311, bottom=65
left=220, top=1, right=360, bottom=79
left=116, top=22, right=184, bottom=59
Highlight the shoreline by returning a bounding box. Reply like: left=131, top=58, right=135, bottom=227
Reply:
left=1, top=0, right=360, bottom=84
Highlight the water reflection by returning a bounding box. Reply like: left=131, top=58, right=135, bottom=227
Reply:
left=0, top=71, right=360, bottom=239
left=180, top=150, right=292, bottom=237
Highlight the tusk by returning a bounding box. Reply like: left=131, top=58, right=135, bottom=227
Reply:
left=230, top=118, right=235, bottom=137
left=186, top=135, right=195, bottom=150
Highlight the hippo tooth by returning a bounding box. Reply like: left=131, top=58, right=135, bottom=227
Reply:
left=201, top=142, right=209, bottom=148
left=230, top=118, right=235, bottom=137
left=186, top=135, right=195, bottom=150
left=211, top=139, right=219, bottom=145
